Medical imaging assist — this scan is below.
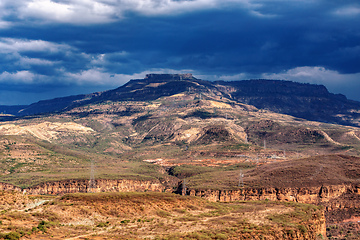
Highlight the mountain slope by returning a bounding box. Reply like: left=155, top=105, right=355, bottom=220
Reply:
left=2, top=74, right=360, bottom=127
left=217, top=79, right=360, bottom=125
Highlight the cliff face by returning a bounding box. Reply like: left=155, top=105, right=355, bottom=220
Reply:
left=0, top=179, right=329, bottom=238
left=185, top=184, right=360, bottom=204
left=4, top=179, right=357, bottom=204
left=0, top=182, right=22, bottom=192
left=0, top=179, right=165, bottom=195
left=183, top=183, right=360, bottom=238
left=2, top=179, right=358, bottom=205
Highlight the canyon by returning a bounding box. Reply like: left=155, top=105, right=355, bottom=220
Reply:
left=1, top=178, right=358, bottom=223
left=1, top=172, right=357, bottom=239
left=0, top=179, right=330, bottom=239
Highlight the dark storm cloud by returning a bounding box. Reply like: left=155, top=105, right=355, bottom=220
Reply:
left=0, top=0, right=360, bottom=104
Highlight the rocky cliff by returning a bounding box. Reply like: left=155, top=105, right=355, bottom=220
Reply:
left=0, top=179, right=165, bottom=195
left=0, top=179, right=332, bottom=238
left=183, top=183, right=360, bottom=204
left=3, top=179, right=357, bottom=205
left=0, top=182, right=22, bottom=192
left=0, top=190, right=327, bottom=240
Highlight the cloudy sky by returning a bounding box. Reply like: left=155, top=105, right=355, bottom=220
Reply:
left=0, top=0, right=359, bottom=105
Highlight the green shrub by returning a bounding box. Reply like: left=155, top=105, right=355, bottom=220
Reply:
left=96, top=221, right=110, bottom=227
left=215, top=233, right=228, bottom=239
left=298, top=224, right=307, bottom=234
left=156, top=210, right=172, bottom=218
left=36, top=220, right=56, bottom=233
left=120, top=220, right=130, bottom=224
left=0, top=232, right=21, bottom=240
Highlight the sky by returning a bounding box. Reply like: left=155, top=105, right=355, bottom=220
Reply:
left=0, top=0, right=360, bottom=105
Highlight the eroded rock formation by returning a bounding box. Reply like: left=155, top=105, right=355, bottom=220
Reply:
left=0, top=182, right=22, bottom=192
left=0, top=179, right=165, bottom=195
left=184, top=184, right=360, bottom=204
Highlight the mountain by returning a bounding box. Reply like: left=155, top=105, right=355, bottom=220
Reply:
left=1, top=74, right=360, bottom=239
left=0, top=105, right=28, bottom=115
left=2, top=73, right=360, bottom=127
left=215, top=79, right=360, bottom=125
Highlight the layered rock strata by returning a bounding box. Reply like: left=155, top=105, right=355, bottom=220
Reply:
left=0, top=179, right=165, bottom=195
left=184, top=184, right=360, bottom=204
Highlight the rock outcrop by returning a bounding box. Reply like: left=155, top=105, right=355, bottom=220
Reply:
left=0, top=179, right=333, bottom=238
left=184, top=183, right=360, bottom=204
left=180, top=183, right=359, bottom=238
left=0, top=179, right=165, bottom=195
left=0, top=182, right=22, bottom=192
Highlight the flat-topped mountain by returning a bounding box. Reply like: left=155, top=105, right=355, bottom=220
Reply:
left=215, top=79, right=360, bottom=125
left=1, top=74, right=360, bottom=126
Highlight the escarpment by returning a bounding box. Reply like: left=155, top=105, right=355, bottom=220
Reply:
left=0, top=182, right=22, bottom=192
left=0, top=179, right=348, bottom=238
left=0, top=179, right=165, bottom=195
left=2, top=179, right=358, bottom=206
left=183, top=184, right=360, bottom=204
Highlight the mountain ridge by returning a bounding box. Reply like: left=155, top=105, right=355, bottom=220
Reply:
left=1, top=73, right=360, bottom=127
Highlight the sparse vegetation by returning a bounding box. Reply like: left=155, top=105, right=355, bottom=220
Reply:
left=0, top=192, right=326, bottom=239
left=1, top=80, right=360, bottom=239
left=1, top=96, right=360, bottom=189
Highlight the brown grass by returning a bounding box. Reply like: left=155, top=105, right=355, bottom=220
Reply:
left=245, top=154, right=360, bottom=188
left=0, top=191, right=325, bottom=239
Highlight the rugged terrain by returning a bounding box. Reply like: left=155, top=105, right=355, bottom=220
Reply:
left=0, top=191, right=326, bottom=239
left=2, top=74, right=360, bottom=127
left=1, top=74, right=360, bottom=239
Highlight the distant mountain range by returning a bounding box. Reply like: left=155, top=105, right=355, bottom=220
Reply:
left=1, top=73, right=360, bottom=126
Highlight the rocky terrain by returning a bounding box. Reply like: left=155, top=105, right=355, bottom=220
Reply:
left=1, top=74, right=360, bottom=239
left=2, top=74, right=360, bottom=127
left=215, top=79, right=360, bottom=126
left=0, top=191, right=326, bottom=239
